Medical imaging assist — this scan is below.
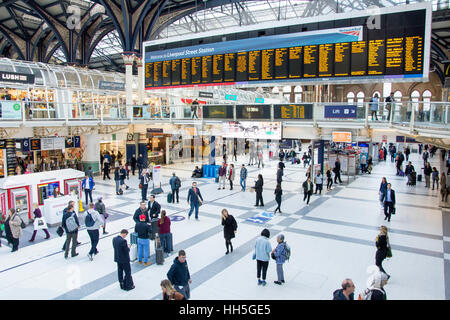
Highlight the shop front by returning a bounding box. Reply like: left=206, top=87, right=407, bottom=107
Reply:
left=146, top=128, right=169, bottom=165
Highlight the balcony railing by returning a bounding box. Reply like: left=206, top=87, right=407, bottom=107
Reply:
left=1, top=100, right=448, bottom=132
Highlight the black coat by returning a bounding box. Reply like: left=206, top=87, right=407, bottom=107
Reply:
left=276, top=169, right=283, bottom=184
left=131, top=157, right=137, bottom=168
left=113, top=235, right=130, bottom=264
left=274, top=188, right=282, bottom=201
left=222, top=215, right=237, bottom=240
left=135, top=221, right=152, bottom=239
left=148, top=200, right=161, bottom=219
left=255, top=178, right=263, bottom=192
left=376, top=234, right=388, bottom=260
left=133, top=208, right=149, bottom=224
left=382, top=189, right=396, bottom=204
left=302, top=181, right=313, bottom=194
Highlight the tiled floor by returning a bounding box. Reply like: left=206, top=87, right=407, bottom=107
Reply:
left=0, top=151, right=448, bottom=300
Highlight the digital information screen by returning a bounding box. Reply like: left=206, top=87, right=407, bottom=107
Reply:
left=144, top=4, right=430, bottom=89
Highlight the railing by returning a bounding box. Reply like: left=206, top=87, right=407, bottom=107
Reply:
left=1, top=100, right=449, bottom=131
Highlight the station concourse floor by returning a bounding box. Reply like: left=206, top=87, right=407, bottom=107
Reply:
left=0, top=152, right=448, bottom=300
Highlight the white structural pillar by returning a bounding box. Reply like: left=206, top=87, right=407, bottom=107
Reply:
left=122, top=52, right=135, bottom=119
left=81, top=133, right=101, bottom=174
left=136, top=56, right=144, bottom=105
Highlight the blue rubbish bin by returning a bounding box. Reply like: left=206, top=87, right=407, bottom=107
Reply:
left=214, top=165, right=220, bottom=178
left=203, top=165, right=209, bottom=178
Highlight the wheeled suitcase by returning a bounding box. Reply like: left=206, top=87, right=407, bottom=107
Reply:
left=417, top=174, right=422, bottom=182
left=130, top=232, right=138, bottom=245
left=165, top=232, right=173, bottom=253
left=150, top=218, right=159, bottom=240
left=155, top=235, right=164, bottom=265
left=167, top=192, right=173, bottom=203
left=130, top=244, right=138, bottom=262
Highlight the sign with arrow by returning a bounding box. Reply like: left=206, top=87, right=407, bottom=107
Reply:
left=324, top=105, right=357, bottom=118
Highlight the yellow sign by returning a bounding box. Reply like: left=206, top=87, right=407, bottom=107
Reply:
left=281, top=105, right=304, bottom=119
left=332, top=132, right=352, bottom=143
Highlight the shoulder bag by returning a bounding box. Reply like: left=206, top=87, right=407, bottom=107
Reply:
left=194, top=190, right=203, bottom=206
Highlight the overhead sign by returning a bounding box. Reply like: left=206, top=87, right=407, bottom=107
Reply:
left=274, top=104, right=313, bottom=120
left=199, top=91, right=213, bottom=99
left=332, top=132, right=352, bottom=143
left=203, top=105, right=233, bottom=119
left=22, top=139, right=30, bottom=152
left=53, top=137, right=65, bottom=150
left=41, top=138, right=54, bottom=151
left=0, top=72, right=35, bottom=84
left=255, top=98, right=264, bottom=103
left=30, top=138, right=41, bottom=151
left=223, top=121, right=281, bottom=140
left=324, top=105, right=357, bottom=118
left=74, top=136, right=81, bottom=148
left=225, top=94, right=237, bottom=101
left=98, top=80, right=125, bottom=91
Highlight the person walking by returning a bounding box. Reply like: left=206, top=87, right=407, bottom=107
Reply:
left=161, top=279, right=184, bottom=300
left=361, top=266, right=388, bottom=300
left=240, top=164, right=247, bottom=192
left=272, top=234, right=288, bottom=285
left=85, top=203, right=103, bottom=261
left=440, top=172, right=448, bottom=202
left=133, top=202, right=149, bottom=224
left=187, top=182, right=204, bottom=220
left=432, top=167, right=439, bottom=190
left=218, top=162, right=227, bottom=190
left=227, top=164, right=235, bottom=190
left=158, top=210, right=173, bottom=254
left=375, top=226, right=391, bottom=278
left=148, top=194, right=161, bottom=219
left=334, top=158, right=342, bottom=184
left=82, top=175, right=94, bottom=205
left=405, top=146, right=410, bottom=161
left=140, top=169, right=151, bottom=201
left=279, top=150, right=285, bottom=162
left=191, top=99, right=199, bottom=119
left=221, top=209, right=237, bottom=255
left=137, top=154, right=145, bottom=176
left=302, top=177, right=313, bottom=205
left=167, top=250, right=192, bottom=299
left=114, top=167, right=121, bottom=195
left=382, top=183, right=395, bottom=222
left=424, top=162, right=432, bottom=188
left=378, top=177, right=388, bottom=209
left=422, top=150, right=429, bottom=168
left=326, top=169, right=333, bottom=191
left=119, top=164, right=129, bottom=192
left=314, top=170, right=323, bottom=195
left=253, top=228, right=272, bottom=286
left=169, top=172, right=181, bottom=203
left=135, top=214, right=152, bottom=266
left=113, top=229, right=135, bottom=291
left=95, top=197, right=109, bottom=235
left=333, top=279, right=355, bottom=300
left=103, top=159, right=111, bottom=180
left=274, top=183, right=283, bottom=214
left=257, top=148, right=264, bottom=168
left=360, top=154, right=367, bottom=173
left=254, top=174, right=264, bottom=207
left=29, top=203, right=50, bottom=242
left=62, top=204, right=79, bottom=259
left=405, top=161, right=415, bottom=185
left=370, top=94, right=379, bottom=120
left=6, top=208, right=22, bottom=252
left=385, top=92, right=394, bottom=121
left=130, top=154, right=137, bottom=176
left=276, top=165, right=283, bottom=185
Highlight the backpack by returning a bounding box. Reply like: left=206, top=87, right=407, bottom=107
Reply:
left=175, top=177, right=181, bottom=189
left=282, top=242, right=291, bottom=261
left=85, top=211, right=95, bottom=228
left=360, top=288, right=385, bottom=300
left=65, top=213, right=78, bottom=233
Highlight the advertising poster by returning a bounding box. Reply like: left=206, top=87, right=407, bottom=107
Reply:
left=152, top=165, right=162, bottom=186
left=222, top=121, right=281, bottom=140
left=0, top=101, right=22, bottom=119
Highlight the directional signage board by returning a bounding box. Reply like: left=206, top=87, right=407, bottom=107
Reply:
left=324, top=105, right=357, bottom=118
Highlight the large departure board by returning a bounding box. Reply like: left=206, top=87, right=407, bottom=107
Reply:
left=236, top=52, right=248, bottom=82
left=262, top=49, right=274, bottom=80
left=334, top=43, right=350, bottom=77
left=319, top=44, right=333, bottom=77
left=351, top=41, right=367, bottom=76
left=144, top=4, right=430, bottom=89
left=212, top=54, right=224, bottom=83
left=224, top=53, right=236, bottom=82
left=303, top=45, right=318, bottom=78
left=248, top=51, right=261, bottom=81
left=275, top=48, right=288, bottom=79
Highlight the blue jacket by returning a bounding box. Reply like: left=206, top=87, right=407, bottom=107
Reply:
left=254, top=236, right=272, bottom=262
left=82, top=177, right=94, bottom=190
left=240, top=167, right=247, bottom=179
left=167, top=257, right=191, bottom=286
left=187, top=187, right=203, bottom=204
left=379, top=182, right=388, bottom=194
left=333, top=289, right=354, bottom=300
left=170, top=176, right=181, bottom=190
left=274, top=242, right=287, bottom=264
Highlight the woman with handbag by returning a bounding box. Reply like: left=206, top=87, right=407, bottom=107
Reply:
left=7, top=208, right=23, bottom=252
left=375, top=225, right=391, bottom=279
left=29, top=203, right=50, bottom=242
left=161, top=279, right=184, bottom=300
left=221, top=209, right=237, bottom=255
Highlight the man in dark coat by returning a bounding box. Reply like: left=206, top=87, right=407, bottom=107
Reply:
left=302, top=177, right=314, bottom=206
left=332, top=279, right=355, bottom=300
left=334, top=158, right=342, bottom=184
left=276, top=166, right=283, bottom=185
left=130, top=154, right=137, bottom=175
left=383, top=183, right=396, bottom=222
left=167, top=250, right=192, bottom=299
left=137, top=154, right=144, bottom=176
left=113, top=229, right=134, bottom=291
left=140, top=169, right=151, bottom=201
left=148, top=194, right=161, bottom=219
left=133, top=202, right=149, bottom=224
